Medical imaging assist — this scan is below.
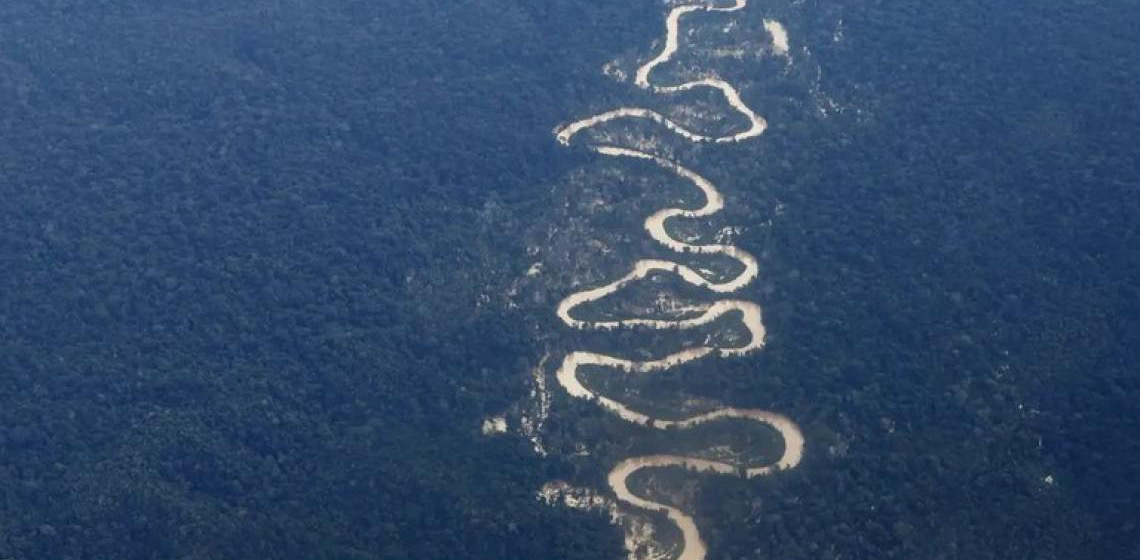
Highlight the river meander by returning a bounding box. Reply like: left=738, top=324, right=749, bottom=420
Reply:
left=547, top=2, right=803, bottom=559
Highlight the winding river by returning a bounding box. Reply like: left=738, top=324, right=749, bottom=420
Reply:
left=549, top=2, right=803, bottom=559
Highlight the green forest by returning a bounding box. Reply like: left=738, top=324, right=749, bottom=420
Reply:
left=1, top=0, right=1137, bottom=559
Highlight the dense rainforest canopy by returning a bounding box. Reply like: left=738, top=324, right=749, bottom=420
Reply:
left=0, top=0, right=1137, bottom=559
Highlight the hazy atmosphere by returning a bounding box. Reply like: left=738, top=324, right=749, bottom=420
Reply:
left=1, top=1, right=1137, bottom=559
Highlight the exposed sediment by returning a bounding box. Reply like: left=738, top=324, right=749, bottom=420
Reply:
left=546, top=3, right=803, bottom=560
